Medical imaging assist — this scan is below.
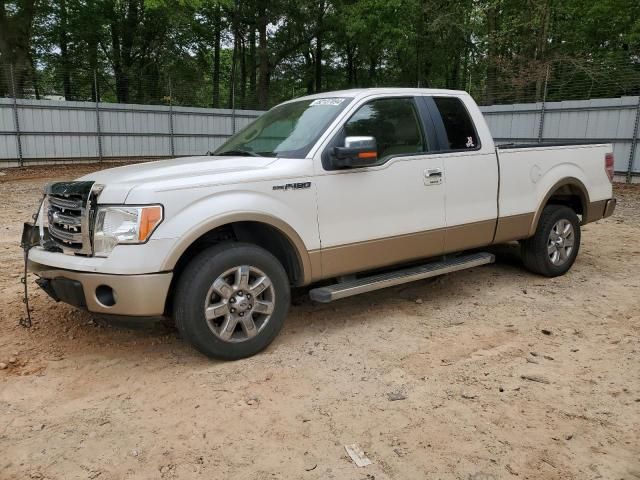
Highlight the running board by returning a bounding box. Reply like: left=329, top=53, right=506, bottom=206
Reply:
left=309, top=252, right=495, bottom=303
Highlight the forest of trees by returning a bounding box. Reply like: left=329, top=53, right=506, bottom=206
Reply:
left=1, top=0, right=639, bottom=109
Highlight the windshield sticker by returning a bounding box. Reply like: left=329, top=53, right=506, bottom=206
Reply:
left=310, top=98, right=346, bottom=106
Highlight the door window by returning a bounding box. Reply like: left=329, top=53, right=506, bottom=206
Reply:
left=432, top=97, right=479, bottom=151
left=344, top=98, right=426, bottom=161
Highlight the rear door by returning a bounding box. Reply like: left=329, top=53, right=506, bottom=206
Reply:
left=423, top=95, right=499, bottom=252
left=314, top=95, right=447, bottom=278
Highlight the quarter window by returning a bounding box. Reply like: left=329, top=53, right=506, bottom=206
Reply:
left=433, top=97, right=478, bottom=150
left=344, top=98, right=426, bottom=160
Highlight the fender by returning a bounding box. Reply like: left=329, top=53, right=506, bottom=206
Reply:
left=161, top=211, right=318, bottom=285
left=528, top=177, right=590, bottom=237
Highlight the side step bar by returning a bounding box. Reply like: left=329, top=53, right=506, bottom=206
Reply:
left=309, top=252, right=495, bottom=303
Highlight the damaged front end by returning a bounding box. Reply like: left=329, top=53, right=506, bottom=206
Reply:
left=20, top=181, right=103, bottom=326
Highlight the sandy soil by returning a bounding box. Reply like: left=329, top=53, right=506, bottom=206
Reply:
left=1, top=164, right=639, bottom=480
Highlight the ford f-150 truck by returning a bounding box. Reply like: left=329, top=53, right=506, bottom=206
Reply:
left=23, top=88, right=616, bottom=359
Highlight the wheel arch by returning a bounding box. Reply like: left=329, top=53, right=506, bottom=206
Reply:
left=163, top=213, right=316, bottom=289
left=528, top=177, right=590, bottom=237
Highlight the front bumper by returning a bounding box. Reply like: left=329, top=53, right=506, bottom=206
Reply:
left=29, top=261, right=172, bottom=316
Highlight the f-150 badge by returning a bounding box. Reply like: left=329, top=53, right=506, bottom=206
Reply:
left=272, top=182, right=311, bottom=191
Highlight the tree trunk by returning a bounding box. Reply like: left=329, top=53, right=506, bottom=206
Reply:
left=240, top=36, right=247, bottom=109
left=110, top=0, right=141, bottom=103
left=248, top=26, right=257, bottom=109
left=315, top=0, right=326, bottom=92
left=534, top=0, right=552, bottom=100
left=485, top=0, right=500, bottom=105
left=345, top=41, right=355, bottom=86
left=30, top=53, right=39, bottom=99
left=212, top=2, right=221, bottom=108
left=59, top=0, right=72, bottom=100
left=0, top=0, right=37, bottom=97
left=89, top=44, right=98, bottom=101
left=449, top=51, right=461, bottom=90
left=304, top=48, right=314, bottom=94
left=368, top=56, right=376, bottom=86
left=314, top=34, right=322, bottom=93
left=84, top=0, right=99, bottom=101
left=256, top=3, right=269, bottom=109
left=461, top=37, right=470, bottom=92
left=228, top=7, right=239, bottom=109
left=110, top=19, right=126, bottom=102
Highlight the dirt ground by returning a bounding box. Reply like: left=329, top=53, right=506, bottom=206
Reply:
left=1, top=164, right=639, bottom=480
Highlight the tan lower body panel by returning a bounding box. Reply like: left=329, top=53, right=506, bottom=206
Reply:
left=444, top=219, right=497, bottom=252
left=316, top=219, right=502, bottom=280
left=30, top=263, right=172, bottom=316
left=318, top=229, right=445, bottom=279
left=493, top=213, right=535, bottom=244
left=584, top=200, right=608, bottom=224
left=603, top=198, right=616, bottom=218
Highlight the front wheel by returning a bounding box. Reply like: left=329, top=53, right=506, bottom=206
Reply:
left=521, top=205, right=581, bottom=277
left=174, top=243, right=290, bottom=360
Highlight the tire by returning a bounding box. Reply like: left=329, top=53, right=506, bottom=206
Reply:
left=173, top=242, right=290, bottom=360
left=521, top=205, right=581, bottom=277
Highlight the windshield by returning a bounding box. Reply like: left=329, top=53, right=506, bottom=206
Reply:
left=214, top=97, right=352, bottom=158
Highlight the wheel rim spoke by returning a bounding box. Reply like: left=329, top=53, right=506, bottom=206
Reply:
left=213, top=278, right=234, bottom=299
left=205, top=301, right=229, bottom=321
left=558, top=245, right=568, bottom=261
left=554, top=223, right=562, bottom=235
left=235, top=265, right=250, bottom=290
left=250, top=276, right=271, bottom=297
left=218, top=315, right=237, bottom=341
left=253, top=300, right=274, bottom=315
left=239, top=315, right=258, bottom=338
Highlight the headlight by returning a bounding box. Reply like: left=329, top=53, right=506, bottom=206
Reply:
left=93, top=205, right=163, bottom=257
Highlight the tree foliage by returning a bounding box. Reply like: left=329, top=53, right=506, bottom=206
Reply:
left=0, top=0, right=639, bottom=107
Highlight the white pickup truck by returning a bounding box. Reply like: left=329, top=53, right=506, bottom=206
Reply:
left=23, top=88, right=616, bottom=359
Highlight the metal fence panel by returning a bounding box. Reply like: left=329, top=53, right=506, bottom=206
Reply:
left=0, top=105, right=18, bottom=159
left=480, top=95, right=640, bottom=176
left=2, top=96, right=639, bottom=178
left=0, top=98, right=262, bottom=168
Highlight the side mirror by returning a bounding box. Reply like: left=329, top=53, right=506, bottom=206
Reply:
left=332, top=136, right=378, bottom=168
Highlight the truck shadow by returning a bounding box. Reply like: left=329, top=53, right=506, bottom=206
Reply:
left=281, top=242, right=529, bottom=338
left=44, top=242, right=528, bottom=363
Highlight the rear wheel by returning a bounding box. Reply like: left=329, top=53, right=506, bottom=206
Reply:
left=174, top=243, right=290, bottom=360
left=521, top=205, right=581, bottom=277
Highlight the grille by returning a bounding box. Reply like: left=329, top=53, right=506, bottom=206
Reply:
left=47, top=194, right=84, bottom=249
left=45, top=181, right=95, bottom=255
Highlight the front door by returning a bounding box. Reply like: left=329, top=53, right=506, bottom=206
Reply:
left=314, top=96, right=447, bottom=278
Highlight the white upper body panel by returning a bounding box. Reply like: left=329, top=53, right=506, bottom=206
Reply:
left=497, top=143, right=613, bottom=217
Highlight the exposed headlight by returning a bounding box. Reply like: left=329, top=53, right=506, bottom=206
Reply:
left=93, top=205, right=163, bottom=257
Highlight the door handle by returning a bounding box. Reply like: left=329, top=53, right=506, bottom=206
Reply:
left=424, top=168, right=443, bottom=185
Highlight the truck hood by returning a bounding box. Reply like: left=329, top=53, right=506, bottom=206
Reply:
left=78, top=155, right=278, bottom=203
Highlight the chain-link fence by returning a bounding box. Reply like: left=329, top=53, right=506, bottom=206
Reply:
left=0, top=63, right=263, bottom=168
left=1, top=58, right=640, bottom=178
left=3, top=55, right=640, bottom=108
left=0, top=63, right=245, bottom=110
left=469, top=57, right=640, bottom=107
